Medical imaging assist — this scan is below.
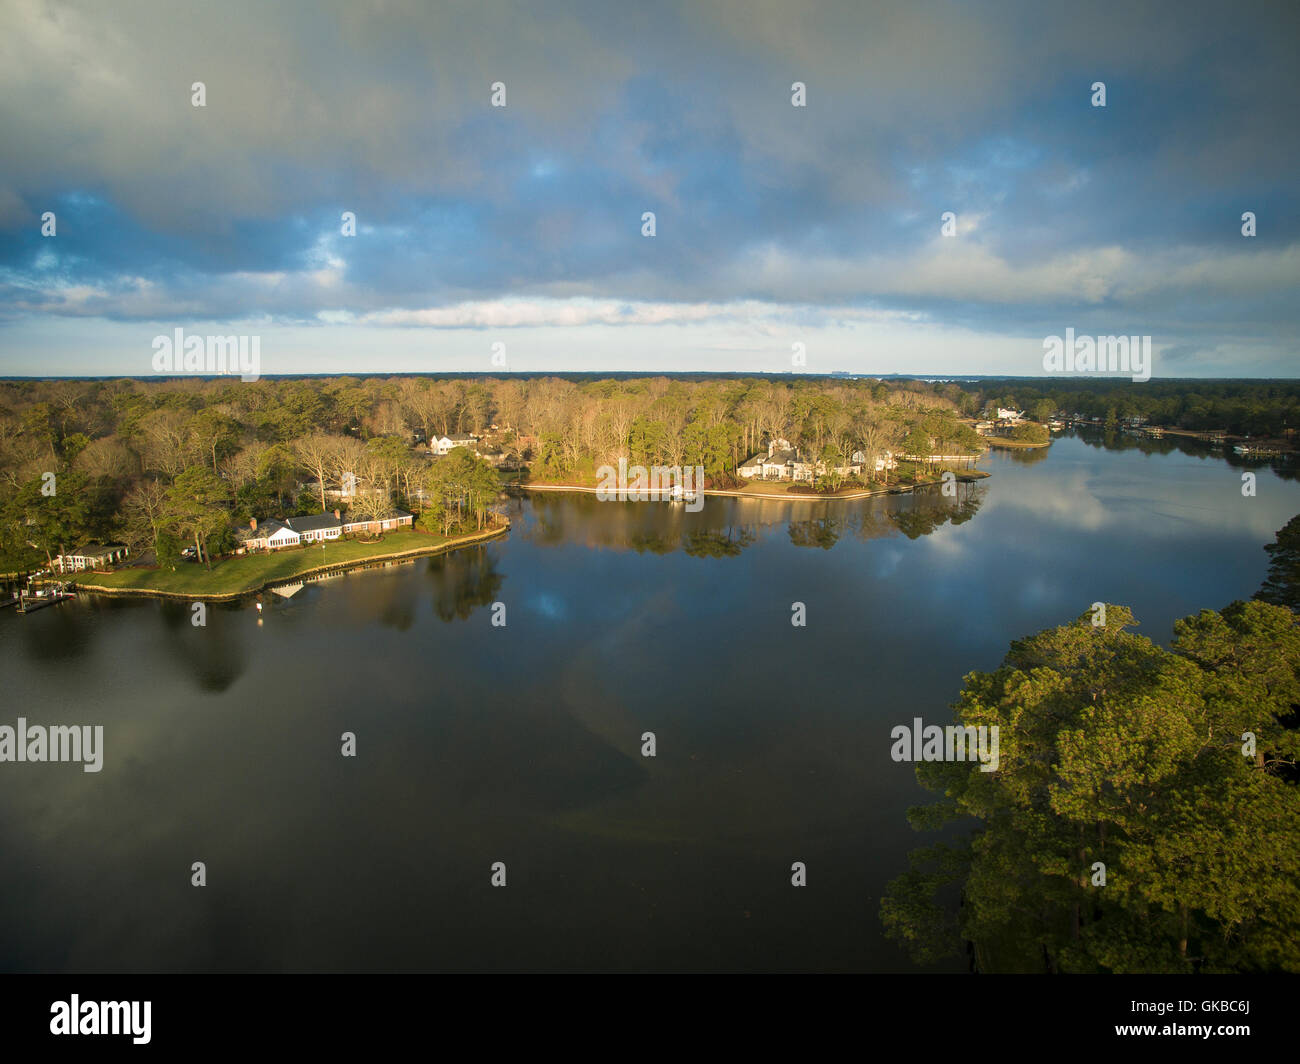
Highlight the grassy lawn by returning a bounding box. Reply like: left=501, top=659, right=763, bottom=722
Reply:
left=74, top=529, right=495, bottom=598
left=735, top=480, right=871, bottom=495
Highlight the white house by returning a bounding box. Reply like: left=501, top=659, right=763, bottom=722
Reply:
left=54, top=543, right=129, bottom=573
left=997, top=408, right=1025, bottom=422
left=432, top=433, right=476, bottom=456
left=870, top=450, right=898, bottom=473
left=739, top=438, right=876, bottom=482
left=236, top=518, right=301, bottom=552
left=236, top=509, right=414, bottom=553
left=285, top=512, right=343, bottom=543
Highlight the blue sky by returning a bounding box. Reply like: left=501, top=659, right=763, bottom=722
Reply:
left=0, top=0, right=1297, bottom=377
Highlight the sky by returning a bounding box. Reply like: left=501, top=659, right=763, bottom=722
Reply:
left=0, top=0, right=1297, bottom=379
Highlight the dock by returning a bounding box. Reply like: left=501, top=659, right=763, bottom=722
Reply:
left=14, top=586, right=76, bottom=614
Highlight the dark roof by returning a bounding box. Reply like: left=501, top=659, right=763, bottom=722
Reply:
left=236, top=519, right=285, bottom=541
left=285, top=513, right=342, bottom=533
left=69, top=542, right=126, bottom=556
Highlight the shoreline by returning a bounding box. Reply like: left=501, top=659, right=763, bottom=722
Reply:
left=517, top=470, right=989, bottom=502
left=984, top=438, right=1051, bottom=450
left=68, top=523, right=509, bottom=602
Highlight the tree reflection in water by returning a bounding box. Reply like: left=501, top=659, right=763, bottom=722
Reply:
left=425, top=545, right=504, bottom=622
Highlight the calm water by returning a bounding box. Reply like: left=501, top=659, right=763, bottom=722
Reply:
left=2, top=434, right=1297, bottom=972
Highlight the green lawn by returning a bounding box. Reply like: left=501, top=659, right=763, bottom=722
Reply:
left=74, top=529, right=497, bottom=598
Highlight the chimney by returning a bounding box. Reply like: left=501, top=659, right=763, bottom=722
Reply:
left=334, top=509, right=341, bottom=520
left=250, top=517, right=257, bottom=531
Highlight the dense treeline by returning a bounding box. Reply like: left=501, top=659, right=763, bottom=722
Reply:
left=0, top=375, right=981, bottom=570
left=6, top=374, right=1298, bottom=573
left=950, top=378, right=1300, bottom=436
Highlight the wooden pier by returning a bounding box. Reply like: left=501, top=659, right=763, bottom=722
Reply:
left=14, top=586, right=76, bottom=614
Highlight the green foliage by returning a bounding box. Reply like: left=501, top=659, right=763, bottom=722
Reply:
left=425, top=449, right=501, bottom=534
left=883, top=601, right=1300, bottom=973
left=166, top=466, right=233, bottom=568
left=1256, top=513, right=1300, bottom=612
left=1011, top=422, right=1049, bottom=444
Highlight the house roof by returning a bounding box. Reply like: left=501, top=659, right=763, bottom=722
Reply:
left=236, top=519, right=286, bottom=541
left=68, top=542, right=126, bottom=557
left=285, top=513, right=342, bottom=533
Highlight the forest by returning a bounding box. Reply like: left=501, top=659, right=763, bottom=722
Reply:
left=4, top=373, right=1298, bottom=574
left=955, top=377, right=1300, bottom=437
left=0, top=374, right=984, bottom=572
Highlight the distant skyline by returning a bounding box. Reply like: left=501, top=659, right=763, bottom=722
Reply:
left=1, top=1, right=1298, bottom=378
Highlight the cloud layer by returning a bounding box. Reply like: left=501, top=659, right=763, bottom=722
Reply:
left=1, top=0, right=1297, bottom=375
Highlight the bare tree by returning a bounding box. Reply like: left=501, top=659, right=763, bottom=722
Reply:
left=123, top=479, right=169, bottom=559
left=295, top=434, right=346, bottom=512
left=75, top=436, right=139, bottom=480
left=136, top=408, right=194, bottom=478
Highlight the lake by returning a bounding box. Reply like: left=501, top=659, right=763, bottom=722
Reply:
left=1, top=433, right=1297, bottom=972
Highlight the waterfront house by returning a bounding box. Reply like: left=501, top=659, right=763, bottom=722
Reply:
left=738, top=437, right=869, bottom=482
left=236, top=509, right=413, bottom=553
left=433, top=433, right=477, bottom=456
left=54, top=543, right=129, bottom=573
left=761, top=446, right=802, bottom=479
left=341, top=509, right=414, bottom=535
left=235, top=518, right=299, bottom=552
left=285, top=512, right=343, bottom=543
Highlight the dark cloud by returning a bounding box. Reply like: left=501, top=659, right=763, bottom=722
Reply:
left=0, top=0, right=1296, bottom=372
